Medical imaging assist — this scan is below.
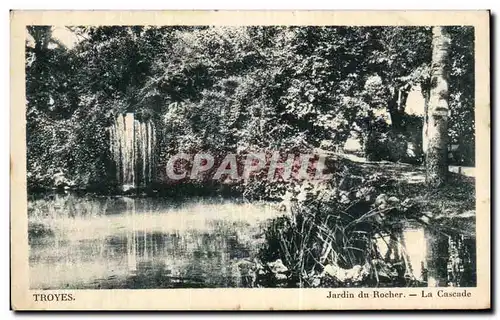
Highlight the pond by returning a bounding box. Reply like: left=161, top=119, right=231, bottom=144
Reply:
left=28, top=193, right=282, bottom=289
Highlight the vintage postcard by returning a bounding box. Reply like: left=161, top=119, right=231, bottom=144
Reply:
left=10, top=10, right=490, bottom=310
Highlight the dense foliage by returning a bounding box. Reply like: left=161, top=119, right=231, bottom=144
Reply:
left=26, top=26, right=474, bottom=190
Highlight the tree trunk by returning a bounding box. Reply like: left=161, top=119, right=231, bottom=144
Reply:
left=421, top=80, right=430, bottom=160
left=387, top=84, right=411, bottom=132
left=426, top=26, right=450, bottom=187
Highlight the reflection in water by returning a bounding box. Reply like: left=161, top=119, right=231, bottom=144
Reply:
left=28, top=194, right=281, bottom=289
left=375, top=221, right=476, bottom=287
left=28, top=193, right=475, bottom=288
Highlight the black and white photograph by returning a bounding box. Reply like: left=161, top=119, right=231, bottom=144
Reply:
left=10, top=10, right=490, bottom=310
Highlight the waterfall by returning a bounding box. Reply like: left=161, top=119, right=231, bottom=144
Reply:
left=110, top=113, right=156, bottom=191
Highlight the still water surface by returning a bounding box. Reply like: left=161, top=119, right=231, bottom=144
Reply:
left=28, top=194, right=281, bottom=289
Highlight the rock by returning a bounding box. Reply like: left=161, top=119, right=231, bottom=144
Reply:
left=267, top=259, right=288, bottom=274
left=374, top=193, right=388, bottom=209
left=274, top=273, right=287, bottom=281
left=323, top=262, right=370, bottom=283
left=387, top=196, right=400, bottom=205
left=311, top=277, right=321, bottom=287
left=339, top=191, right=351, bottom=204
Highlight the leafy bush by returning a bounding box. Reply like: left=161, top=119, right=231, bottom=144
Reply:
left=365, top=130, right=421, bottom=163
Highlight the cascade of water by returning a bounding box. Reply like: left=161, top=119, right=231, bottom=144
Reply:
left=124, top=113, right=135, bottom=190
left=141, top=121, right=147, bottom=187
left=133, top=119, right=140, bottom=186
left=150, top=121, right=156, bottom=184
left=109, top=120, right=120, bottom=184
left=110, top=113, right=156, bottom=191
